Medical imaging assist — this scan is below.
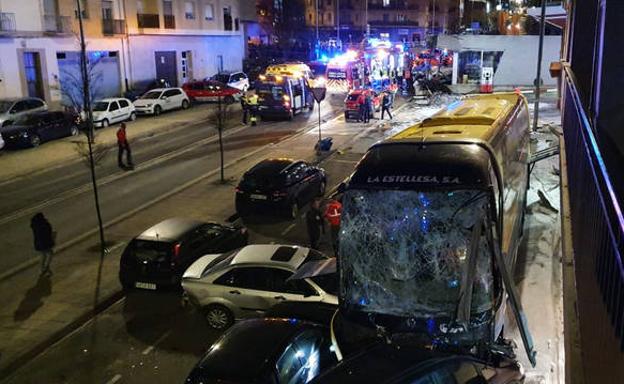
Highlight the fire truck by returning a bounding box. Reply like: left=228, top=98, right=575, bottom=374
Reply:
left=325, top=51, right=367, bottom=90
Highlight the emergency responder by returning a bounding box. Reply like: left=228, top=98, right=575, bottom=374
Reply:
left=323, top=198, right=342, bottom=255
left=247, top=92, right=259, bottom=126
left=306, top=198, right=324, bottom=250
left=381, top=92, right=393, bottom=120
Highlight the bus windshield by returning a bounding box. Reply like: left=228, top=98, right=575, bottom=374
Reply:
left=339, top=189, right=495, bottom=318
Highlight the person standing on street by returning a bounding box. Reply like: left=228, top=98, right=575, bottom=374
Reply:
left=381, top=92, right=393, bottom=120
left=306, top=198, right=325, bottom=250
left=117, top=123, right=134, bottom=169
left=247, top=93, right=259, bottom=126
left=323, top=198, right=342, bottom=255
left=31, top=212, right=55, bottom=276
left=365, top=93, right=374, bottom=122
left=241, top=92, right=249, bottom=125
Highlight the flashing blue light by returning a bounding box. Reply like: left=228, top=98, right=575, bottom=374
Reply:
left=449, top=279, right=459, bottom=288
left=358, top=297, right=369, bottom=306
left=320, top=54, right=329, bottom=63
left=426, top=318, right=436, bottom=334
left=446, top=100, right=462, bottom=111
left=288, top=318, right=298, bottom=324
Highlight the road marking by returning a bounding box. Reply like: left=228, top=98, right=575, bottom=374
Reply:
left=328, top=158, right=359, bottom=164
left=142, top=330, right=172, bottom=355
left=105, top=374, right=122, bottom=384
left=280, top=223, right=297, bottom=236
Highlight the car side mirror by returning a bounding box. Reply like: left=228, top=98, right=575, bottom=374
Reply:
left=161, top=96, right=168, bottom=100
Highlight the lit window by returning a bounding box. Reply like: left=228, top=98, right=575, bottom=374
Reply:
left=383, top=0, right=390, bottom=7
left=185, top=1, right=196, bottom=20
left=205, top=4, right=214, bottom=20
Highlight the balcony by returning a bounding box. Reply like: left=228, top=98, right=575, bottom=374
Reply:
left=164, top=14, right=175, bottom=29
left=369, top=19, right=420, bottom=26
left=43, top=15, right=72, bottom=33
left=137, top=13, right=159, bottom=28
left=102, top=19, right=126, bottom=35
left=0, top=12, right=16, bottom=32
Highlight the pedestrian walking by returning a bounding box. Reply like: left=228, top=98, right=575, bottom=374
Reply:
left=323, top=198, right=342, bottom=255
left=116, top=123, right=134, bottom=169
left=358, top=97, right=367, bottom=123
left=306, top=198, right=325, bottom=250
left=365, top=93, right=373, bottom=122
left=31, top=212, right=55, bottom=276
left=381, top=93, right=393, bottom=120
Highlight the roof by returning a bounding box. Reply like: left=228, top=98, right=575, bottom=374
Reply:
left=247, top=158, right=294, bottom=175
left=136, top=218, right=205, bottom=242
left=230, top=244, right=310, bottom=269
left=391, top=93, right=522, bottom=144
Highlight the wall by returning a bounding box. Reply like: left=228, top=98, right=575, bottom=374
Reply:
left=438, top=35, right=562, bottom=86
left=0, top=0, right=44, bottom=32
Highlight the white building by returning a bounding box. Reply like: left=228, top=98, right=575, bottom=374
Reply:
left=0, top=0, right=245, bottom=109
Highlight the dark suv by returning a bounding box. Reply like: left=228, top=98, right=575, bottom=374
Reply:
left=235, top=159, right=327, bottom=219
left=119, top=218, right=248, bottom=290
left=0, top=111, right=79, bottom=147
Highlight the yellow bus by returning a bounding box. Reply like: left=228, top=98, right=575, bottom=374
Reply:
left=337, top=92, right=536, bottom=364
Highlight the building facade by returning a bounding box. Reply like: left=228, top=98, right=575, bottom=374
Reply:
left=0, top=0, right=245, bottom=108
left=304, top=0, right=460, bottom=43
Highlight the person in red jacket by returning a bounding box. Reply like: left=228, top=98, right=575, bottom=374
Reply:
left=323, top=198, right=342, bottom=255
left=116, top=123, right=134, bottom=169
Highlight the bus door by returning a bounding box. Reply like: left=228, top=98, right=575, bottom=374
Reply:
left=292, top=79, right=303, bottom=111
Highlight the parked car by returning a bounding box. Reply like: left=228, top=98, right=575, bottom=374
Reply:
left=310, top=342, right=524, bottom=384
left=0, top=97, right=48, bottom=127
left=185, top=318, right=337, bottom=384
left=0, top=111, right=80, bottom=148
left=182, top=80, right=242, bottom=104
left=119, top=218, right=248, bottom=291
left=344, top=89, right=380, bottom=121
left=181, top=244, right=338, bottom=330
left=92, top=98, right=136, bottom=128
left=132, top=88, right=190, bottom=116
left=210, top=71, right=250, bottom=92
left=235, top=158, right=326, bottom=219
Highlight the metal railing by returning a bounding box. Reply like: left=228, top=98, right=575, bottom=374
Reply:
left=164, top=14, right=175, bottom=29
left=102, top=19, right=125, bottom=35
left=562, top=62, right=624, bottom=366
left=43, top=15, right=71, bottom=33
left=137, top=13, right=159, bottom=28
left=0, top=12, right=16, bottom=32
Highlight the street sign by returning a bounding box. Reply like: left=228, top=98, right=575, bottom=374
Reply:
left=311, top=87, right=326, bottom=103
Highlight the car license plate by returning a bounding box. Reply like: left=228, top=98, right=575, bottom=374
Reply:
left=135, top=282, right=156, bottom=290
left=250, top=194, right=267, bottom=200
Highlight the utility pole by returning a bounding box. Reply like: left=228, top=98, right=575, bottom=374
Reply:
left=365, top=0, right=368, bottom=38
left=336, top=0, right=340, bottom=45
left=76, top=0, right=106, bottom=257
left=532, top=0, right=547, bottom=131
left=315, top=0, right=319, bottom=42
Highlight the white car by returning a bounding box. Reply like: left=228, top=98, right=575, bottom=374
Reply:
left=133, top=88, right=190, bottom=116
left=181, top=244, right=338, bottom=330
left=92, top=98, right=136, bottom=128
left=210, top=71, right=250, bottom=92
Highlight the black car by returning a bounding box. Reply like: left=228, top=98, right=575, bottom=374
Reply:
left=119, top=218, right=248, bottom=290
left=236, top=159, right=327, bottom=219
left=309, top=342, right=524, bottom=384
left=185, top=318, right=338, bottom=384
left=0, top=111, right=80, bottom=147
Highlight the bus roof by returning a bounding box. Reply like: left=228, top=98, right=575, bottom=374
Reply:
left=265, top=63, right=311, bottom=78
left=391, top=93, right=524, bottom=143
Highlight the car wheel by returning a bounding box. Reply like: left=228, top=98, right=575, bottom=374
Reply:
left=30, top=134, right=41, bottom=147
left=318, top=180, right=326, bottom=196
left=181, top=99, right=190, bottom=109
left=154, top=105, right=162, bottom=116
left=224, top=96, right=235, bottom=105
left=101, top=119, right=109, bottom=128
left=129, top=112, right=137, bottom=121
left=288, top=201, right=299, bottom=220
left=69, top=125, right=79, bottom=136
left=204, top=305, right=234, bottom=330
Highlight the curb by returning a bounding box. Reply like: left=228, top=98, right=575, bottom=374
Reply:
left=0, top=290, right=125, bottom=380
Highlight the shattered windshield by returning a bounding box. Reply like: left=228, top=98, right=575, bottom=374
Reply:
left=339, top=189, right=494, bottom=318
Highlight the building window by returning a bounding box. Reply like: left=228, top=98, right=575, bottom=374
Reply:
left=309, top=13, right=313, bottom=23
left=326, top=12, right=332, bottom=24
left=75, top=0, right=89, bottom=19
left=136, top=0, right=144, bottom=14
left=224, top=6, right=232, bottom=30
left=185, top=1, right=196, bottom=20
left=235, top=17, right=239, bottom=30
left=383, top=0, right=390, bottom=7
left=397, top=14, right=405, bottom=22
left=204, top=4, right=214, bottom=20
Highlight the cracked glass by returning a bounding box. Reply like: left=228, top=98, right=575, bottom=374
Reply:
left=339, top=189, right=495, bottom=318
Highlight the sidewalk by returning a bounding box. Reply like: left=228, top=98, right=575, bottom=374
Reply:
left=0, top=103, right=239, bottom=182
left=0, top=96, right=429, bottom=379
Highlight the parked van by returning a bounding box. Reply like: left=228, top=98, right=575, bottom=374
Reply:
left=255, top=74, right=314, bottom=119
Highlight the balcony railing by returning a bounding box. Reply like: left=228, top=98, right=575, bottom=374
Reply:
left=102, top=19, right=126, bottom=35
left=0, top=12, right=16, bottom=32
left=137, top=13, right=159, bottom=28
left=164, top=14, right=175, bottom=29
left=43, top=15, right=72, bottom=33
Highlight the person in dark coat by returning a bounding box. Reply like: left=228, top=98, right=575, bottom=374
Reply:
left=306, top=198, right=325, bottom=250
left=365, top=93, right=374, bottom=122
left=381, top=92, right=393, bottom=120
left=31, top=212, right=55, bottom=275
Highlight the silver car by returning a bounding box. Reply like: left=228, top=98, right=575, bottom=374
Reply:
left=182, top=244, right=338, bottom=330
left=0, top=97, right=48, bottom=128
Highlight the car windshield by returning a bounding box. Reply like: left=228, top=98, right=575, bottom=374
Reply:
left=0, top=101, right=13, bottom=113
left=131, top=240, right=171, bottom=262
left=213, top=74, right=230, bottom=84
left=201, top=251, right=237, bottom=277
left=93, top=102, right=109, bottom=112
left=339, top=189, right=495, bottom=317
left=141, top=91, right=162, bottom=99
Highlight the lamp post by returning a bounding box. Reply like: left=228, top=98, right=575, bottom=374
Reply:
left=310, top=78, right=327, bottom=151
left=532, top=0, right=547, bottom=131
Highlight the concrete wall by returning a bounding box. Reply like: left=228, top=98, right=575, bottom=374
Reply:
left=438, top=35, right=562, bottom=86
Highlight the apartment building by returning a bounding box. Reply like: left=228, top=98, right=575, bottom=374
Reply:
left=304, top=0, right=459, bottom=43
left=0, top=0, right=244, bottom=108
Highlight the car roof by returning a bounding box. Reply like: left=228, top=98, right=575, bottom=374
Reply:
left=97, top=98, right=128, bottom=102
left=247, top=158, right=297, bottom=175
left=135, top=218, right=206, bottom=242
left=229, top=244, right=310, bottom=269
left=189, top=319, right=323, bottom=383
left=144, top=88, right=181, bottom=92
